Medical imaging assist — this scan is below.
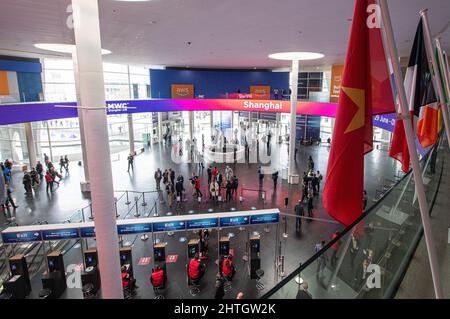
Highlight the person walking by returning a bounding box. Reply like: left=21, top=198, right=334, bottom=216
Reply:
left=127, top=153, right=134, bottom=172
left=226, top=180, right=233, bottom=202
left=154, top=169, right=162, bottom=191
left=316, top=171, right=322, bottom=193
left=195, top=176, right=203, bottom=199
left=64, top=155, right=70, bottom=172
left=330, top=231, right=341, bottom=268
left=163, top=169, right=169, bottom=185
left=45, top=171, right=54, bottom=193
left=59, top=156, right=65, bottom=173
left=294, top=200, right=304, bottom=232
left=175, top=178, right=184, bottom=203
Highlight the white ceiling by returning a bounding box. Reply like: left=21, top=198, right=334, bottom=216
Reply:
left=0, top=0, right=449, bottom=68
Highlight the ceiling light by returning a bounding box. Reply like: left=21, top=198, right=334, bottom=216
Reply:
left=268, top=52, right=324, bottom=61
left=34, top=43, right=111, bottom=55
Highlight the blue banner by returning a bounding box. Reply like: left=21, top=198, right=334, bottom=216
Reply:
left=2, top=231, right=42, bottom=244
left=186, top=218, right=219, bottom=230
left=152, top=221, right=186, bottom=232
left=117, top=223, right=151, bottom=235
left=219, top=216, right=249, bottom=228
left=79, top=227, right=96, bottom=238
left=42, top=228, right=80, bottom=241
left=250, top=213, right=279, bottom=225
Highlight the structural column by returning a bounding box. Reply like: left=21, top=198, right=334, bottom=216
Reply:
left=72, top=0, right=123, bottom=299
left=128, top=114, right=135, bottom=154
left=24, top=122, right=37, bottom=168
left=189, top=111, right=194, bottom=141
left=157, top=112, right=163, bottom=142
left=288, top=59, right=299, bottom=183
left=72, top=51, right=90, bottom=183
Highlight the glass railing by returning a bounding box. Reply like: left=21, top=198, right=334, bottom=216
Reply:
left=263, top=134, right=447, bottom=299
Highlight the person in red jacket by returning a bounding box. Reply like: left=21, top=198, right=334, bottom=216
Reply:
left=222, top=255, right=236, bottom=281
left=195, top=176, right=202, bottom=198
left=121, top=265, right=136, bottom=290
left=188, top=253, right=205, bottom=282
left=330, top=231, right=341, bottom=267
left=45, top=171, right=54, bottom=193
left=150, top=265, right=166, bottom=288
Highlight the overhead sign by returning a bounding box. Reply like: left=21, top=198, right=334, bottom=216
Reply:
left=250, top=86, right=271, bottom=99
left=2, top=231, right=42, bottom=244
left=42, top=228, right=79, bottom=241
left=250, top=213, right=279, bottom=225
left=171, top=84, right=194, bottom=99
left=186, top=218, right=219, bottom=230
left=220, top=216, right=249, bottom=228
left=117, top=223, right=151, bottom=235
left=152, top=221, right=186, bottom=232
left=1, top=209, right=280, bottom=243
left=330, top=64, right=344, bottom=103
left=79, top=226, right=96, bottom=238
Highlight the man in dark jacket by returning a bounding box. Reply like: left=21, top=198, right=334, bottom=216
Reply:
left=294, top=200, right=304, bottom=231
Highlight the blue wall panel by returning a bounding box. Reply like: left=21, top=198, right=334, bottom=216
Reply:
left=150, top=69, right=289, bottom=99
left=0, top=59, right=42, bottom=73
left=17, top=72, right=43, bottom=102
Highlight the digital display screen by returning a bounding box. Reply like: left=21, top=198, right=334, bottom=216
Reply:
left=250, top=213, right=279, bottom=225
left=49, top=260, right=55, bottom=267
left=11, top=265, right=17, bottom=271
left=219, top=216, right=249, bottom=228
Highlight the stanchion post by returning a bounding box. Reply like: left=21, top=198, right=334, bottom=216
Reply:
left=125, top=191, right=131, bottom=205
left=142, top=192, right=147, bottom=206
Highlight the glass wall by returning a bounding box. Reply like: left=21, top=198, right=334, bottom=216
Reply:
left=42, top=58, right=151, bottom=102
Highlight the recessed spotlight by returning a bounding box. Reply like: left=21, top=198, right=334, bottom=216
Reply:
left=186, top=41, right=192, bottom=45
left=34, top=43, right=111, bottom=55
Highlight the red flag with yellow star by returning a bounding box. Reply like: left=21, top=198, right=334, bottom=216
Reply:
left=323, top=0, right=395, bottom=226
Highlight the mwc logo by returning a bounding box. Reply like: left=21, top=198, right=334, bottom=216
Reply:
left=176, top=88, right=190, bottom=96
left=107, top=102, right=136, bottom=113
left=171, top=84, right=194, bottom=99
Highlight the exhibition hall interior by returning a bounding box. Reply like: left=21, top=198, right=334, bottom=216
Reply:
left=0, top=0, right=449, bottom=300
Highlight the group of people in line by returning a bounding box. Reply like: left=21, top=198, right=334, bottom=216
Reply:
left=153, top=164, right=240, bottom=208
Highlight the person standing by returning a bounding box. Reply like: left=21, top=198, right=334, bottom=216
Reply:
left=258, top=166, right=264, bottom=185
left=36, top=161, right=44, bottom=179
left=210, top=179, right=219, bottom=203
left=307, top=193, right=314, bottom=218
left=226, top=180, right=233, bottom=202
left=308, top=155, right=314, bottom=171
left=272, top=171, right=279, bottom=189
left=314, top=240, right=327, bottom=278
left=231, top=176, right=239, bottom=199
left=45, top=171, right=54, bottom=193
left=30, top=168, right=39, bottom=188
left=207, top=166, right=212, bottom=185
left=64, top=155, right=70, bottom=172
left=23, top=171, right=32, bottom=195
left=175, top=178, right=184, bottom=203
left=330, top=231, right=341, bottom=268
left=349, top=235, right=359, bottom=271
left=316, top=171, right=322, bottom=193
left=169, top=169, right=175, bottom=186
left=59, top=156, right=65, bottom=173
left=163, top=169, right=169, bottom=185
left=296, top=282, right=313, bottom=299
left=166, top=182, right=175, bottom=208
left=294, top=200, right=304, bottom=232
left=214, top=275, right=225, bottom=300
left=5, top=184, right=18, bottom=210
left=127, top=153, right=134, bottom=172
left=154, top=169, right=162, bottom=191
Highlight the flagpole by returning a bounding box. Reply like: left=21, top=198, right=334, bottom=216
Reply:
left=420, top=10, right=450, bottom=149
left=378, top=0, right=444, bottom=299
left=435, top=38, right=450, bottom=122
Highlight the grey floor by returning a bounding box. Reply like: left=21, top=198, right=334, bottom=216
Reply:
left=2, top=136, right=417, bottom=299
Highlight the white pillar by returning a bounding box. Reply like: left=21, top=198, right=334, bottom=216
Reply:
left=128, top=114, right=135, bottom=154
left=189, top=111, right=194, bottom=141
left=288, top=59, right=299, bottom=182
left=72, top=0, right=123, bottom=299
left=24, top=123, right=37, bottom=168
left=157, top=112, right=163, bottom=142
left=72, top=51, right=90, bottom=183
